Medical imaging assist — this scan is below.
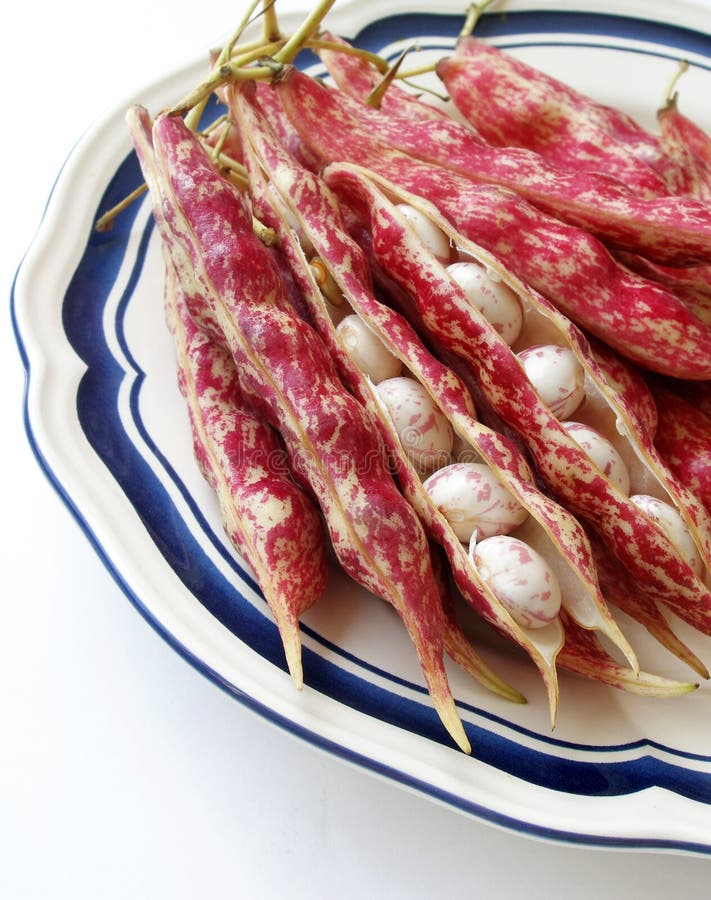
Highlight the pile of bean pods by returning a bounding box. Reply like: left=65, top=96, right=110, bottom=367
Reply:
left=120, top=0, right=711, bottom=752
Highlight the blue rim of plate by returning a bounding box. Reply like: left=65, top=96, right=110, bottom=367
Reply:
left=12, top=7, right=711, bottom=853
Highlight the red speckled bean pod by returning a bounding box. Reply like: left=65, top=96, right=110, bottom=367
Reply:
left=275, top=69, right=711, bottom=379
left=557, top=611, right=696, bottom=697
left=439, top=38, right=690, bottom=196
left=128, top=105, right=470, bottom=752
left=613, top=253, right=711, bottom=326
left=651, top=381, right=711, bottom=515
left=316, top=83, right=711, bottom=268
left=658, top=91, right=711, bottom=196
left=228, top=84, right=694, bottom=712
left=237, top=110, right=527, bottom=706
left=585, top=528, right=707, bottom=679
left=318, top=161, right=711, bottom=638
left=162, top=259, right=328, bottom=688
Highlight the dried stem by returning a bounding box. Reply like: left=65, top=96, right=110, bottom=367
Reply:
left=95, top=183, right=148, bottom=232
left=366, top=45, right=411, bottom=107
left=664, top=59, right=690, bottom=106
left=460, top=0, right=498, bottom=38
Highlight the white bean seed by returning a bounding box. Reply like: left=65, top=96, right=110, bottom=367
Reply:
left=423, top=462, right=528, bottom=542
left=446, top=262, right=524, bottom=346
left=561, top=422, right=631, bottom=495
left=518, top=344, right=586, bottom=419
left=336, top=314, right=403, bottom=384
left=396, top=204, right=451, bottom=263
left=630, top=494, right=704, bottom=577
left=472, top=535, right=562, bottom=629
left=376, top=376, right=453, bottom=472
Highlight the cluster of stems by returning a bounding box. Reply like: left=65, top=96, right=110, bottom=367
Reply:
left=96, top=1, right=498, bottom=232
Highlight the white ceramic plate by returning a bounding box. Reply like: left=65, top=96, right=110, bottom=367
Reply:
left=12, top=0, right=711, bottom=853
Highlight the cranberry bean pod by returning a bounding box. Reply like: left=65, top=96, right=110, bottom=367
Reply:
left=275, top=69, right=711, bottom=378
left=313, top=82, right=711, bottom=266
left=230, top=85, right=565, bottom=713
left=439, top=39, right=689, bottom=196
left=613, top=252, right=711, bottom=326
left=586, top=528, right=708, bottom=678
left=319, top=162, right=711, bottom=635
left=651, top=382, right=711, bottom=515
left=660, top=99, right=711, bottom=169
left=658, top=92, right=711, bottom=195
left=348, top=172, right=711, bottom=595
left=130, top=106, right=470, bottom=753
left=557, top=611, right=696, bottom=697
left=231, top=84, right=662, bottom=707
left=163, top=260, right=328, bottom=688
left=238, top=116, right=529, bottom=706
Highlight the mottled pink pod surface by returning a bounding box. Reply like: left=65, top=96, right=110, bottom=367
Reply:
left=587, top=338, right=659, bottom=438
left=652, top=383, right=711, bottom=515
left=319, top=161, right=711, bottom=635
left=229, top=84, right=573, bottom=713
left=232, top=83, right=686, bottom=712
left=163, top=261, right=328, bottom=687
left=440, top=39, right=689, bottom=196
left=139, top=104, right=469, bottom=752
left=316, top=83, right=711, bottom=265
left=614, top=253, right=711, bottom=326
left=275, top=69, right=711, bottom=378
left=658, top=95, right=711, bottom=196
left=557, top=612, right=697, bottom=697
left=240, top=120, right=528, bottom=708
left=588, top=528, right=708, bottom=679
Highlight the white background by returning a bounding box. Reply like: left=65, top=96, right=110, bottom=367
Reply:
left=4, top=1, right=711, bottom=897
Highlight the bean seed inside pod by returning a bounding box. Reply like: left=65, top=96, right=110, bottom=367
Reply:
left=472, top=535, right=562, bottom=629
left=423, top=462, right=528, bottom=542
left=561, top=421, right=631, bottom=495
left=396, top=203, right=451, bottom=263
left=630, top=494, right=704, bottom=577
left=446, top=262, right=524, bottom=346
left=376, top=376, right=453, bottom=472
left=336, top=314, right=403, bottom=384
left=310, top=258, right=351, bottom=324
left=517, top=344, right=586, bottom=419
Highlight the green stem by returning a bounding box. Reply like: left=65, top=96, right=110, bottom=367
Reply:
left=664, top=58, right=689, bottom=106
left=215, top=151, right=248, bottom=179
left=210, top=122, right=233, bottom=162
left=169, top=61, right=276, bottom=118
left=262, top=0, right=281, bottom=42
left=220, top=0, right=263, bottom=61
left=183, top=0, right=264, bottom=128
left=460, top=0, right=498, bottom=39
left=305, top=37, right=390, bottom=73
left=366, top=45, right=411, bottom=107
left=273, top=0, right=337, bottom=64
left=398, top=62, right=437, bottom=79
left=95, top=183, right=148, bottom=232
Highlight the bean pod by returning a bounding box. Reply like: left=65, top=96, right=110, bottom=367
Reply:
left=227, top=84, right=702, bottom=717
left=129, top=104, right=471, bottom=752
